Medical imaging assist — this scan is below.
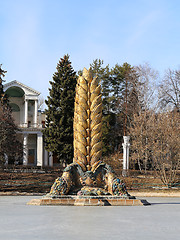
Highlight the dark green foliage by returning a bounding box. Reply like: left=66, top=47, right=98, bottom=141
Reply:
left=102, top=113, right=117, bottom=155
left=43, top=55, right=77, bottom=164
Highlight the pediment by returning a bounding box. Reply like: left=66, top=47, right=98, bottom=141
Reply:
left=4, top=80, right=40, bottom=96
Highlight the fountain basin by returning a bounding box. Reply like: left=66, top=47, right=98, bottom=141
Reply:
left=27, top=195, right=150, bottom=206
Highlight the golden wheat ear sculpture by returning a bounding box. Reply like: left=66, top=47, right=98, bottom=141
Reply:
left=73, top=68, right=102, bottom=171
left=48, top=67, right=130, bottom=197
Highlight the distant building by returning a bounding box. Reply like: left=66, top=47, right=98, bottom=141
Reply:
left=4, top=80, right=57, bottom=167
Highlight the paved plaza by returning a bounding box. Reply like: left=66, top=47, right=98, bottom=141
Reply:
left=0, top=196, right=180, bottom=240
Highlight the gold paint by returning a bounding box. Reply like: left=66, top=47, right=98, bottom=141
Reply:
left=73, top=68, right=102, bottom=170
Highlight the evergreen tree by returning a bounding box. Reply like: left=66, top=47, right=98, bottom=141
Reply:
left=43, top=55, right=77, bottom=164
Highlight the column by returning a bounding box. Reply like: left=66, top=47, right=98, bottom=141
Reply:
left=122, top=136, right=130, bottom=177
left=49, top=152, right=53, bottom=167
left=24, top=99, right=28, bottom=127
left=34, top=100, right=38, bottom=127
left=37, top=132, right=43, bottom=166
left=44, top=150, right=49, bottom=166
left=23, top=134, right=28, bottom=165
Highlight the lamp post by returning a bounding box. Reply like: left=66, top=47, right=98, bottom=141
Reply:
left=122, top=136, right=130, bottom=177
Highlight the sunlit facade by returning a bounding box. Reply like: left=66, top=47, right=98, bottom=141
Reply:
left=4, top=81, right=56, bottom=166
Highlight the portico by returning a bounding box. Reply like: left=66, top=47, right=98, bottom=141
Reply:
left=23, top=96, right=38, bottom=128
left=4, top=80, right=53, bottom=167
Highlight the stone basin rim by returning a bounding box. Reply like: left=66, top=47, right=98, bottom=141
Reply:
left=43, top=195, right=136, bottom=200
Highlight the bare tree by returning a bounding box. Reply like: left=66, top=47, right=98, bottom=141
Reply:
left=159, top=68, right=180, bottom=111
left=0, top=105, right=23, bottom=165
left=150, top=111, right=180, bottom=187
left=135, top=62, right=159, bottom=111
left=128, top=63, right=159, bottom=173
left=129, top=110, right=154, bottom=173
left=0, top=64, right=23, bottom=165
left=129, top=110, right=180, bottom=186
left=38, top=96, right=45, bottom=111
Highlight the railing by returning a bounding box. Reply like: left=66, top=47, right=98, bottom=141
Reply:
left=18, top=123, right=45, bottom=128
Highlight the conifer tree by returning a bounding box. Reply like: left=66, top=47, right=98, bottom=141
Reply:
left=43, top=55, right=77, bottom=164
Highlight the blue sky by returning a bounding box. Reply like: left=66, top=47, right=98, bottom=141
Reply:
left=1, top=0, right=180, bottom=99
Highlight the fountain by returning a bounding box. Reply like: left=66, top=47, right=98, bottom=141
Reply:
left=28, top=68, right=149, bottom=206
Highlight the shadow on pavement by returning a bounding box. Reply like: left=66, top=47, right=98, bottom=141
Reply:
left=150, top=202, right=180, bottom=205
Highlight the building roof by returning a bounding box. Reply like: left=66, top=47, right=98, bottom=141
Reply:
left=4, top=80, right=41, bottom=96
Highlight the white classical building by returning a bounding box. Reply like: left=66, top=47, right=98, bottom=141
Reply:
left=4, top=80, right=55, bottom=167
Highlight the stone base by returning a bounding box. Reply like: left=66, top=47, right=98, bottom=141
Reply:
left=27, top=195, right=150, bottom=206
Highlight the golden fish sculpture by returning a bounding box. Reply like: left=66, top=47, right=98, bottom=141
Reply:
left=49, top=68, right=129, bottom=196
